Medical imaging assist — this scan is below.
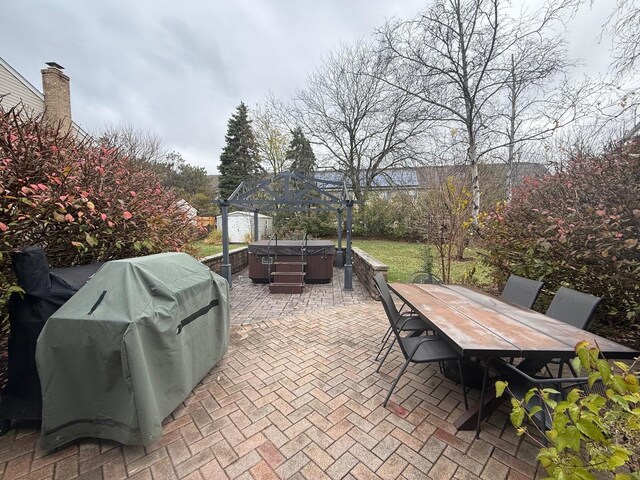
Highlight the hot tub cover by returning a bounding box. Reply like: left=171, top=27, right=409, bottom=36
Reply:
left=36, top=252, right=229, bottom=449
left=248, top=240, right=335, bottom=256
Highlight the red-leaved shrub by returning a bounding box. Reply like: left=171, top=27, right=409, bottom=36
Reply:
left=482, top=139, right=640, bottom=347
left=0, top=106, right=199, bottom=324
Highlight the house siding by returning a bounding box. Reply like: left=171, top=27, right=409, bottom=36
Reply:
left=0, top=60, right=45, bottom=114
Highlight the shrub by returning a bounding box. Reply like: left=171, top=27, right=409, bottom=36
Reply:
left=497, top=342, right=640, bottom=479
left=482, top=140, right=640, bottom=345
left=203, top=229, right=223, bottom=245
left=353, top=194, right=418, bottom=239
left=0, top=106, right=199, bottom=326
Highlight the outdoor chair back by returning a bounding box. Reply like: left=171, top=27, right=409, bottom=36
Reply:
left=408, top=272, right=442, bottom=284
left=500, top=274, right=544, bottom=310
left=374, top=273, right=410, bottom=356
left=374, top=273, right=402, bottom=322
left=546, top=286, right=601, bottom=330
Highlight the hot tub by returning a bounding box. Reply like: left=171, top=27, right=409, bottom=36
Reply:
left=248, top=240, right=335, bottom=283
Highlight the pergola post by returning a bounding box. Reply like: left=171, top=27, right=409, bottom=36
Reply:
left=344, top=200, right=353, bottom=290
left=336, top=209, right=343, bottom=267
left=253, top=209, right=259, bottom=241
left=219, top=201, right=232, bottom=287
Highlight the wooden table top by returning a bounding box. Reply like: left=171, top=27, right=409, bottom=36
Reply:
left=388, top=283, right=638, bottom=360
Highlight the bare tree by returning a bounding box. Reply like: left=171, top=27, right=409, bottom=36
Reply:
left=497, top=33, right=576, bottom=201
left=376, top=0, right=578, bottom=227
left=99, top=124, right=171, bottom=167
left=252, top=103, right=291, bottom=174
left=291, top=41, right=429, bottom=202
left=603, top=0, right=640, bottom=79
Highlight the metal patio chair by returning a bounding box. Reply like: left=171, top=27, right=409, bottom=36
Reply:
left=408, top=271, right=442, bottom=284
left=376, top=277, right=468, bottom=410
left=544, top=286, right=602, bottom=377
left=373, top=273, right=433, bottom=373
left=494, top=358, right=604, bottom=433
left=500, top=274, right=544, bottom=309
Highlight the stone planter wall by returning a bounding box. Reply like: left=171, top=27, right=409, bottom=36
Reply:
left=352, top=247, right=388, bottom=298
left=200, top=247, right=248, bottom=275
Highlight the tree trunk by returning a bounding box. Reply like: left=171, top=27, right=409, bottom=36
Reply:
left=506, top=55, right=516, bottom=204
left=468, top=141, right=481, bottom=231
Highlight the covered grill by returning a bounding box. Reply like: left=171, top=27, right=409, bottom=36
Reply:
left=36, top=252, right=229, bottom=450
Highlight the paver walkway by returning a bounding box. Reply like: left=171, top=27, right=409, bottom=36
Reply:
left=0, top=272, right=542, bottom=479
left=230, top=268, right=369, bottom=325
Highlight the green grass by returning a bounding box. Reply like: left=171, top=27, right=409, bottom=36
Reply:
left=191, top=242, right=247, bottom=258
left=352, top=239, right=490, bottom=285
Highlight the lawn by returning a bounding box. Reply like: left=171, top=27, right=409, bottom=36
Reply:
left=191, top=241, right=247, bottom=257
left=352, top=239, right=491, bottom=285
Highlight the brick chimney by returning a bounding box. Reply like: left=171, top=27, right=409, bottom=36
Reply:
left=41, top=62, right=72, bottom=132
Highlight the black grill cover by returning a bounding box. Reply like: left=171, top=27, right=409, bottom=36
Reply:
left=0, top=247, right=101, bottom=422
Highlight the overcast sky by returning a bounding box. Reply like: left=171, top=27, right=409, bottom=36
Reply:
left=1, top=0, right=616, bottom=174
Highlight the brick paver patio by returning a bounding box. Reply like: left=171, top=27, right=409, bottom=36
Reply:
left=0, top=271, right=542, bottom=479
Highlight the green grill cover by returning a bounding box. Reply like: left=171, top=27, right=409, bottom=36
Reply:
left=36, top=252, right=229, bottom=450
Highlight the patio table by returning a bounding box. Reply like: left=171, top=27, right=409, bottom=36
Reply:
left=388, top=283, right=638, bottom=432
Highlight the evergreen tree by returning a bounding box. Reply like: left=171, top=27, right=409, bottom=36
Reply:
left=286, top=127, right=316, bottom=175
left=218, top=102, right=260, bottom=199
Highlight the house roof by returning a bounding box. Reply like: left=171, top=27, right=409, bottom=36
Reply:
left=313, top=168, right=419, bottom=188
left=313, top=163, right=546, bottom=190
left=0, top=56, right=87, bottom=137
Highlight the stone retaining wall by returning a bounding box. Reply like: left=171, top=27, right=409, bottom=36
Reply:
left=200, top=247, right=248, bottom=275
left=352, top=247, right=388, bottom=298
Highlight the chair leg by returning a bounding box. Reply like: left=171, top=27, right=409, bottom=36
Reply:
left=376, top=337, right=397, bottom=373
left=375, top=328, right=392, bottom=361
left=383, top=356, right=412, bottom=407
left=380, top=326, right=392, bottom=345
left=457, top=359, right=468, bottom=410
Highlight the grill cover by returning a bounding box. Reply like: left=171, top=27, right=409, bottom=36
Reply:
left=36, top=252, right=229, bottom=450
left=1, top=247, right=101, bottom=423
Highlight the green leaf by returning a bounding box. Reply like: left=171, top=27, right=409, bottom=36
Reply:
left=570, top=357, right=583, bottom=374
left=510, top=406, right=525, bottom=427
left=524, top=389, right=537, bottom=404
left=495, top=381, right=508, bottom=397
left=85, top=233, right=98, bottom=247
left=607, top=448, right=630, bottom=469
left=612, top=375, right=629, bottom=394
left=597, top=360, right=611, bottom=383
left=527, top=405, right=542, bottom=419
left=572, top=468, right=596, bottom=480
left=576, top=419, right=606, bottom=442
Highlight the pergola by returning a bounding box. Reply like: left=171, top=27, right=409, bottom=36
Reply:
left=217, top=171, right=355, bottom=290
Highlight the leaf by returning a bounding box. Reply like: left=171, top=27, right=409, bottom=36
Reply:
left=576, top=419, right=605, bottom=442
left=527, top=405, right=542, bottom=419
left=612, top=375, right=629, bottom=394
left=597, top=360, right=611, bottom=383
left=495, top=381, right=508, bottom=397
left=556, top=425, right=581, bottom=452
left=570, top=357, right=582, bottom=374
left=85, top=233, right=98, bottom=247
left=510, top=406, right=525, bottom=427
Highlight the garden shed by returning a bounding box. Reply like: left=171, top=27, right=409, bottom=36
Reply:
left=216, top=211, right=273, bottom=243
